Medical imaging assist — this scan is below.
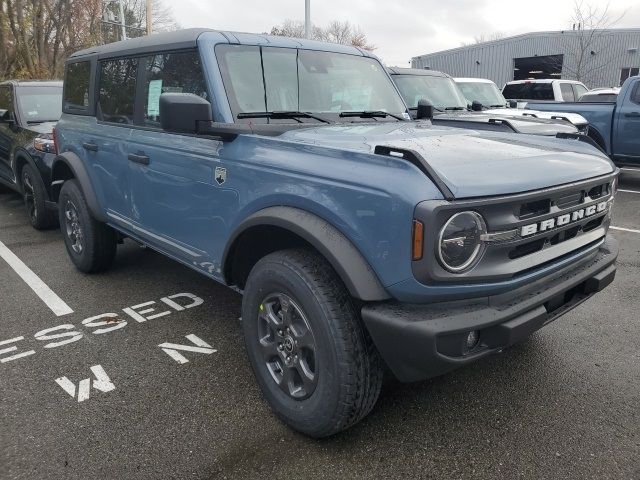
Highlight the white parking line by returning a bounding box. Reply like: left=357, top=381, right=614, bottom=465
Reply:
left=0, top=240, right=73, bottom=316
left=618, top=189, right=640, bottom=194
left=611, top=226, right=640, bottom=234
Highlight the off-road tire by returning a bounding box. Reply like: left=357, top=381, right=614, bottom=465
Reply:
left=242, top=248, right=383, bottom=438
left=21, top=164, right=57, bottom=230
left=58, top=179, right=116, bottom=273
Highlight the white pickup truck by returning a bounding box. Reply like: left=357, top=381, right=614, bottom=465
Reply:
left=455, top=77, right=589, bottom=131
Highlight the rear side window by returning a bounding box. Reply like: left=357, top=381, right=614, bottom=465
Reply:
left=141, top=51, right=208, bottom=128
left=573, top=84, right=588, bottom=99
left=632, top=83, right=640, bottom=104
left=503, top=83, right=554, bottom=100
left=560, top=83, right=575, bottom=101
left=98, top=57, right=138, bottom=124
left=63, top=61, right=92, bottom=114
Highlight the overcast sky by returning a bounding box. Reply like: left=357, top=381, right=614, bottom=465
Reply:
left=170, top=0, right=640, bottom=66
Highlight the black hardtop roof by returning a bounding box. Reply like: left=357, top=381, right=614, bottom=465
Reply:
left=67, top=28, right=371, bottom=63
left=0, top=80, right=63, bottom=87
left=387, top=67, right=448, bottom=78
left=68, top=28, right=215, bottom=61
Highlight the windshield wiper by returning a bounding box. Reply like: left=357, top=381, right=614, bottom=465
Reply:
left=339, top=110, right=406, bottom=121
left=444, top=107, right=465, bottom=111
left=236, top=111, right=330, bottom=124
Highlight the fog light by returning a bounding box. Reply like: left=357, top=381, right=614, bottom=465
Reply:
left=464, top=330, right=480, bottom=353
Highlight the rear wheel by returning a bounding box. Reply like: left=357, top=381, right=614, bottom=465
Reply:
left=58, top=179, right=117, bottom=273
left=21, top=164, right=56, bottom=230
left=242, top=248, right=383, bottom=438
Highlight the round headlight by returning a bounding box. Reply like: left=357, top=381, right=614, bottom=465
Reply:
left=437, top=211, right=487, bottom=272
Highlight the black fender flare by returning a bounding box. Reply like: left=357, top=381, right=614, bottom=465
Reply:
left=51, top=152, right=107, bottom=222
left=12, top=151, right=43, bottom=192
left=223, top=206, right=390, bottom=301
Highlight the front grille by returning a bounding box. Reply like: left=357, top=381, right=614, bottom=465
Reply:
left=413, top=173, right=617, bottom=285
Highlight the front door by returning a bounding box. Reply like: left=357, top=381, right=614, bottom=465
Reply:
left=614, top=79, right=640, bottom=164
left=0, top=85, right=17, bottom=183
left=126, top=51, right=226, bottom=274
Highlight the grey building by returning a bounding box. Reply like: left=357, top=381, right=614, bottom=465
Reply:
left=411, top=28, right=640, bottom=89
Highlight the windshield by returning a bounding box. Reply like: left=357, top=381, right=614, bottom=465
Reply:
left=16, top=86, right=62, bottom=123
left=392, top=74, right=467, bottom=110
left=216, top=45, right=408, bottom=122
left=456, top=81, right=506, bottom=107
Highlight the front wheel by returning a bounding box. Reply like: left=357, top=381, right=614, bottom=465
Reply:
left=242, top=249, right=383, bottom=438
left=58, top=179, right=117, bottom=273
left=21, top=164, right=57, bottom=230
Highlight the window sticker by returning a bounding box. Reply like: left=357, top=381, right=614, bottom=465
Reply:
left=147, top=79, right=163, bottom=116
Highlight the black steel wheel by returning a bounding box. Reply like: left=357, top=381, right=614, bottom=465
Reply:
left=21, top=164, right=56, bottom=230
left=242, top=248, right=383, bottom=438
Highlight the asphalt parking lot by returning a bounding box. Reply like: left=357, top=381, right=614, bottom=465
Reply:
left=0, top=173, right=639, bottom=480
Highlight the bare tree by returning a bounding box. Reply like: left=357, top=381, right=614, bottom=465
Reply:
left=0, top=0, right=178, bottom=80
left=270, top=19, right=375, bottom=51
left=556, top=1, right=626, bottom=82
left=460, top=32, right=504, bottom=47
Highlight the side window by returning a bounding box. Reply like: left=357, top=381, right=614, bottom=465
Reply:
left=573, top=84, right=588, bottom=100
left=141, top=51, right=208, bottom=128
left=98, top=57, right=138, bottom=124
left=63, top=61, right=92, bottom=113
left=560, top=83, right=575, bottom=101
left=0, top=86, right=13, bottom=120
left=631, top=82, right=640, bottom=105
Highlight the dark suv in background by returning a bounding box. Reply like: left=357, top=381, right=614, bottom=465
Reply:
left=0, top=80, right=63, bottom=229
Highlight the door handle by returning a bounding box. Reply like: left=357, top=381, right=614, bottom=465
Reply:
left=128, top=153, right=150, bottom=165
left=625, top=112, right=640, bottom=118
left=82, top=142, right=99, bottom=152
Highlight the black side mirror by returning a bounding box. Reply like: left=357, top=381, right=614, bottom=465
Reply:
left=471, top=100, right=484, bottom=111
left=416, top=99, right=434, bottom=120
left=159, top=93, right=213, bottom=134
left=508, top=100, right=518, bottom=108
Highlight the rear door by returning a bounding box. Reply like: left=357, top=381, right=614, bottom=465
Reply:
left=613, top=79, right=640, bottom=163
left=0, top=85, right=17, bottom=182
left=126, top=50, right=223, bottom=265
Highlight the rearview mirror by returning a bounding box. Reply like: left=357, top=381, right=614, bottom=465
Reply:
left=471, top=100, right=484, bottom=111
left=159, top=93, right=213, bottom=134
left=416, top=99, right=434, bottom=120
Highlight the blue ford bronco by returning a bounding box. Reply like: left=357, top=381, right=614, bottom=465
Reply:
left=53, top=29, right=619, bottom=437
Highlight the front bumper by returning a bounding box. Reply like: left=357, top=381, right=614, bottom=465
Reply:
left=362, top=237, right=618, bottom=382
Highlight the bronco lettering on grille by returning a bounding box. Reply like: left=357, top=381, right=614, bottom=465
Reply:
left=520, top=200, right=609, bottom=237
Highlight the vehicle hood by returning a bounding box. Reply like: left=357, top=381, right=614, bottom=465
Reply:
left=24, top=121, right=57, bottom=134
left=433, top=111, right=578, bottom=135
left=483, top=108, right=589, bottom=127
left=277, top=122, right=615, bottom=199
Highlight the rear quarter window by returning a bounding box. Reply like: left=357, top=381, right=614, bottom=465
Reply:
left=63, top=61, right=92, bottom=114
